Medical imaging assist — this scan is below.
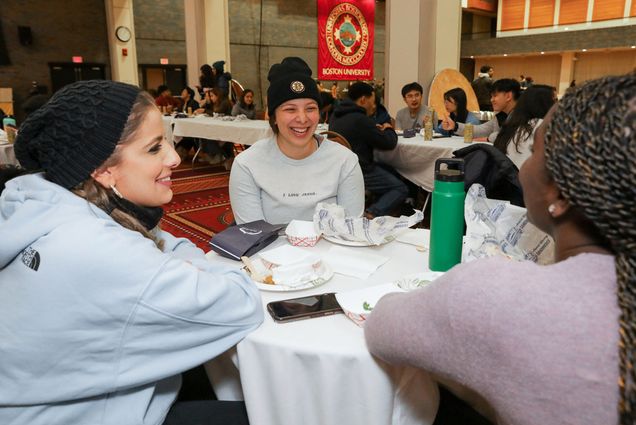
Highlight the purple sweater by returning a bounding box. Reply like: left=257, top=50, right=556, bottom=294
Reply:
left=365, top=253, right=619, bottom=425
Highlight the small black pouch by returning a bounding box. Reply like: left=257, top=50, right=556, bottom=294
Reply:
left=210, top=220, right=285, bottom=260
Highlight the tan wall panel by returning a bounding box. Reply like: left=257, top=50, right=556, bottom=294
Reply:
left=475, top=54, right=562, bottom=88
left=529, top=0, right=555, bottom=28
left=501, top=0, right=526, bottom=31
left=558, top=0, right=588, bottom=25
left=592, top=0, right=625, bottom=21
left=573, top=50, right=636, bottom=84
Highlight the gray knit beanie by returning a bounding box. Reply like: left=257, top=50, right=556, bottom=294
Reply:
left=15, top=80, right=141, bottom=189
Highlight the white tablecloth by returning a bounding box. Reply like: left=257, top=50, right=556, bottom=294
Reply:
left=169, top=115, right=273, bottom=145
left=0, top=143, right=17, bottom=166
left=375, top=135, right=471, bottom=191
left=205, top=234, right=439, bottom=425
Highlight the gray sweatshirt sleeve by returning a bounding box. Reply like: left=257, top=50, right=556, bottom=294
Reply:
left=337, top=161, right=365, bottom=218
left=456, top=117, right=499, bottom=140
left=229, top=158, right=266, bottom=224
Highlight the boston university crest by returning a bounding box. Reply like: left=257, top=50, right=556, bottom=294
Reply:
left=318, top=0, right=375, bottom=80
left=325, top=3, right=370, bottom=66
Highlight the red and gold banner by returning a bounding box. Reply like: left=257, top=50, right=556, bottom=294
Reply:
left=318, top=0, right=375, bottom=81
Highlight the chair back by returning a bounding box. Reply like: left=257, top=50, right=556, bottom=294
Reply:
left=319, top=130, right=351, bottom=150
left=230, top=79, right=245, bottom=105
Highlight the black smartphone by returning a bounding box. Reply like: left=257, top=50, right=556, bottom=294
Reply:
left=267, top=293, right=343, bottom=323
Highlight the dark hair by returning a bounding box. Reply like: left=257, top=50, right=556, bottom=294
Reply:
left=348, top=82, right=374, bottom=101
left=183, top=86, right=195, bottom=99
left=492, top=78, right=521, bottom=100
left=401, top=82, right=423, bottom=98
left=157, top=85, right=169, bottom=95
left=239, top=89, right=255, bottom=110
left=199, top=64, right=216, bottom=89
left=480, top=65, right=492, bottom=73
left=493, top=84, right=555, bottom=155
left=543, top=74, right=636, bottom=422
left=444, top=87, right=470, bottom=123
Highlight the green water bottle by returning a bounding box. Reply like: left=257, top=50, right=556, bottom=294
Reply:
left=429, top=158, right=465, bottom=271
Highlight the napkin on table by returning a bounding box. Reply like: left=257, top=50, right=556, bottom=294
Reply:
left=322, top=245, right=389, bottom=279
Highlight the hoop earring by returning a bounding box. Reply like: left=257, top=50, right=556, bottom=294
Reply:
left=548, top=204, right=556, bottom=215
left=110, top=184, right=124, bottom=199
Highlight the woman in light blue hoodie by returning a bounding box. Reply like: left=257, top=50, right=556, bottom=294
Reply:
left=0, top=80, right=263, bottom=425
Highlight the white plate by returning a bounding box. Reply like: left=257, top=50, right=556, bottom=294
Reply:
left=323, top=234, right=395, bottom=247
left=393, top=271, right=444, bottom=291
left=253, top=265, right=333, bottom=292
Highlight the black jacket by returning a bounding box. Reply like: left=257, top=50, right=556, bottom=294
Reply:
left=453, top=143, right=524, bottom=207
left=329, top=99, right=397, bottom=172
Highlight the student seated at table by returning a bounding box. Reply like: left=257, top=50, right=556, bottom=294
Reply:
left=395, top=82, right=437, bottom=131
left=442, top=78, right=521, bottom=142
left=0, top=80, right=263, bottom=425
left=492, top=84, right=556, bottom=169
left=155, top=84, right=180, bottom=113
left=231, top=89, right=256, bottom=119
left=179, top=86, right=200, bottom=114
left=229, top=57, right=364, bottom=225
left=365, top=74, right=636, bottom=425
left=329, top=82, right=408, bottom=219
left=435, top=87, right=480, bottom=136
left=196, top=87, right=235, bottom=168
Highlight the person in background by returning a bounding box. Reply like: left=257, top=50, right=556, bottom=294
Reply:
left=231, top=89, right=256, bottom=119
left=173, top=87, right=200, bottom=160
left=21, top=81, right=49, bottom=118
left=179, top=86, right=199, bottom=114
left=330, top=82, right=407, bottom=219
left=229, top=57, right=364, bottom=224
left=435, top=87, right=480, bottom=136
left=154, top=84, right=180, bottom=113
left=0, top=80, right=262, bottom=425
left=197, top=64, right=216, bottom=99
left=365, top=74, right=636, bottom=425
left=472, top=65, right=494, bottom=111
left=394, top=82, right=437, bottom=131
left=493, top=84, right=556, bottom=169
left=372, top=94, right=394, bottom=127
left=442, top=78, right=521, bottom=142
left=330, top=82, right=339, bottom=101
left=197, top=87, right=234, bottom=168
left=212, top=61, right=232, bottom=98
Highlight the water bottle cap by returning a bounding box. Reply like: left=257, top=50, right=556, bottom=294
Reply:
left=434, top=158, right=464, bottom=182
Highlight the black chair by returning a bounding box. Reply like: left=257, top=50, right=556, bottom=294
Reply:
left=453, top=143, right=524, bottom=207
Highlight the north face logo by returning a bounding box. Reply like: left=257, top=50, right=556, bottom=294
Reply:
left=21, top=247, right=40, bottom=271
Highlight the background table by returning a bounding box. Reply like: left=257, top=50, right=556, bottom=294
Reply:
left=375, top=135, right=470, bottom=191
left=205, top=233, right=439, bottom=425
left=170, top=116, right=273, bottom=145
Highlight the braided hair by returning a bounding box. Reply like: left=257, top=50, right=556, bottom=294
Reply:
left=544, top=73, right=636, bottom=422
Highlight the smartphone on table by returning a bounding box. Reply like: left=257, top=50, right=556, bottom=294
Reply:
left=267, top=293, right=343, bottom=323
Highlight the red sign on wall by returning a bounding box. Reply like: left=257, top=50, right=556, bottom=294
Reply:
left=318, top=0, right=375, bottom=81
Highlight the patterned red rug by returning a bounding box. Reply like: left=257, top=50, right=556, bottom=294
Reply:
left=161, top=162, right=234, bottom=251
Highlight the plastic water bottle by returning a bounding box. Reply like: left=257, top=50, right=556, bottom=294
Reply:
left=429, top=158, right=465, bottom=271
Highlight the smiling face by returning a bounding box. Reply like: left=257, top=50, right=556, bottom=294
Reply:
left=490, top=90, right=514, bottom=113
left=404, top=90, right=422, bottom=111
left=93, top=108, right=181, bottom=207
left=274, top=98, right=319, bottom=159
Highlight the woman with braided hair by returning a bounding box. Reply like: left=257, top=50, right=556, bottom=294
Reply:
left=365, top=73, right=635, bottom=425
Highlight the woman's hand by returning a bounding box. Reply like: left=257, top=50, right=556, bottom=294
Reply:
left=441, top=116, right=455, bottom=131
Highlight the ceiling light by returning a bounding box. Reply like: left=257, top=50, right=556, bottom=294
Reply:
left=503, top=53, right=508, bottom=57
left=564, top=27, right=569, bottom=30
left=582, top=49, right=587, bottom=52
left=540, top=51, right=545, bottom=54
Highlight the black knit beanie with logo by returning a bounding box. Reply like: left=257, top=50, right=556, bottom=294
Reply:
left=266, top=57, right=321, bottom=116
left=15, top=80, right=141, bottom=189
